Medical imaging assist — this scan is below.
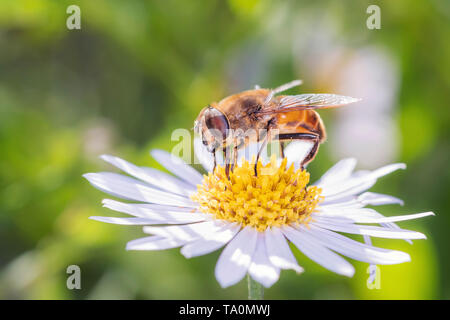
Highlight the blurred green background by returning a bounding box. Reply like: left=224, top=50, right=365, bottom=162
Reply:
left=0, top=0, right=448, bottom=299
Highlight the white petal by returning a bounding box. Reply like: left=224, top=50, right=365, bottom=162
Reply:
left=313, top=220, right=426, bottom=239
left=320, top=196, right=364, bottom=208
left=248, top=233, right=280, bottom=288
left=320, top=163, right=406, bottom=198
left=358, top=192, right=404, bottom=206
left=194, top=137, right=214, bottom=173
left=151, top=149, right=203, bottom=186
left=320, top=192, right=404, bottom=208
left=370, top=163, right=407, bottom=178
left=380, top=222, right=413, bottom=245
left=181, top=223, right=241, bottom=258
left=143, top=220, right=224, bottom=242
left=90, top=216, right=166, bottom=225
left=83, top=172, right=196, bottom=207
left=315, top=207, right=382, bottom=219
left=314, top=158, right=357, bottom=186
left=300, top=225, right=411, bottom=264
left=102, top=199, right=194, bottom=214
left=284, top=140, right=314, bottom=170
left=264, top=227, right=303, bottom=273
left=101, top=199, right=206, bottom=223
left=140, top=167, right=196, bottom=191
left=101, top=154, right=195, bottom=196
left=315, top=210, right=434, bottom=224
left=126, top=236, right=187, bottom=250
left=282, top=225, right=355, bottom=277
left=312, top=214, right=376, bottom=225
left=321, top=179, right=377, bottom=200
left=315, top=207, right=418, bottom=245
left=215, top=226, right=258, bottom=288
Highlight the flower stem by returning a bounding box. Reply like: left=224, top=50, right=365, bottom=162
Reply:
left=247, top=274, right=264, bottom=300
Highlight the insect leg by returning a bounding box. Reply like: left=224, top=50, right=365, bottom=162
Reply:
left=224, top=146, right=233, bottom=179
left=278, top=133, right=320, bottom=171
left=232, top=142, right=238, bottom=171
left=300, top=139, right=320, bottom=170
left=254, top=130, right=270, bottom=176
left=279, top=141, right=285, bottom=158
left=212, top=148, right=217, bottom=173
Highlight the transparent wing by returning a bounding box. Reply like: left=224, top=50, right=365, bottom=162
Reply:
left=273, top=94, right=360, bottom=112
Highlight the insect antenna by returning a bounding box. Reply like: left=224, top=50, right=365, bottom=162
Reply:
left=264, top=79, right=303, bottom=105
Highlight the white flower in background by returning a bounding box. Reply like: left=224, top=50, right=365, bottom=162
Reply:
left=83, top=141, right=433, bottom=288
left=331, top=47, right=400, bottom=168
left=292, top=15, right=400, bottom=168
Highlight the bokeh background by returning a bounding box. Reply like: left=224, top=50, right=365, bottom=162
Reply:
left=0, top=0, right=449, bottom=299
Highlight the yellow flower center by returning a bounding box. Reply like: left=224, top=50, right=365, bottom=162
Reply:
left=191, top=155, right=324, bottom=231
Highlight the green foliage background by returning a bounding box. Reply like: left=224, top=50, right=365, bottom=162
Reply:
left=0, top=0, right=448, bottom=299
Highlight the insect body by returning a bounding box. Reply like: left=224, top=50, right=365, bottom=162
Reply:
left=194, top=80, right=359, bottom=174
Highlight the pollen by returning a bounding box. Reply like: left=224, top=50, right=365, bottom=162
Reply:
left=190, top=155, right=324, bottom=232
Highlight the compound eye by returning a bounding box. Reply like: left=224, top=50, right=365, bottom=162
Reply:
left=204, top=107, right=229, bottom=141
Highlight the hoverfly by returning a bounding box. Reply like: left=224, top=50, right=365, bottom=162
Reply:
left=194, top=80, right=359, bottom=175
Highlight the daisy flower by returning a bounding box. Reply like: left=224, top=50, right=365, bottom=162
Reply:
left=83, top=140, right=433, bottom=291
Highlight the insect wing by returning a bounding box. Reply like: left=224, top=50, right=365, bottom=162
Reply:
left=274, top=94, right=360, bottom=112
